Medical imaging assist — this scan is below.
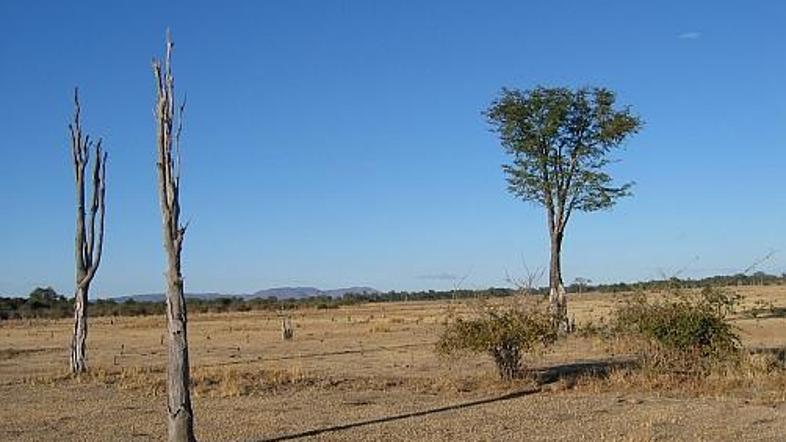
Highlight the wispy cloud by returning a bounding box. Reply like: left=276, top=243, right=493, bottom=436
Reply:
left=416, top=272, right=459, bottom=281
left=678, top=32, right=701, bottom=40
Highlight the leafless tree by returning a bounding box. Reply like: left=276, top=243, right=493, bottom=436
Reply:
left=741, top=250, right=777, bottom=275
left=153, top=31, right=196, bottom=442
left=451, top=268, right=472, bottom=303
left=505, top=255, right=546, bottom=296
left=281, top=317, right=294, bottom=340
left=68, top=89, right=107, bottom=374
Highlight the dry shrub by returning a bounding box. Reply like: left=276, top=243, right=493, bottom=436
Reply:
left=555, top=287, right=786, bottom=402
left=192, top=368, right=250, bottom=397
left=120, top=367, right=161, bottom=391
left=610, top=287, right=741, bottom=373
left=566, top=351, right=786, bottom=404
left=436, top=303, right=557, bottom=380
left=24, top=365, right=165, bottom=394
left=575, top=317, right=609, bottom=338
left=191, top=366, right=309, bottom=397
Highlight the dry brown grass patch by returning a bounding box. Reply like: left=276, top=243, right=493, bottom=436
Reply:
left=369, top=324, right=393, bottom=333
left=556, top=352, right=786, bottom=405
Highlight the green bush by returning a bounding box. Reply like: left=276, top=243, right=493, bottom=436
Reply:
left=436, top=306, right=557, bottom=380
left=612, top=287, right=741, bottom=371
left=315, top=302, right=338, bottom=310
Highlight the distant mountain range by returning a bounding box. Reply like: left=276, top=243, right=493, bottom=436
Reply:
left=251, top=286, right=378, bottom=299
left=111, top=286, right=379, bottom=303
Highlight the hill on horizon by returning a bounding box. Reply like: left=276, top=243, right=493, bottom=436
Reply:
left=110, top=286, right=379, bottom=303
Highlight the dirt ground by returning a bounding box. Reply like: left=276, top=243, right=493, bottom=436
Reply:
left=2, top=286, right=786, bottom=441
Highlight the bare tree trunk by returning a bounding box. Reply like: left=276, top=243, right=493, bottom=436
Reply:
left=70, top=284, right=89, bottom=372
left=165, top=265, right=194, bottom=442
left=281, top=317, right=294, bottom=340
left=548, top=230, right=568, bottom=332
left=68, top=89, right=107, bottom=374
left=153, top=32, right=196, bottom=442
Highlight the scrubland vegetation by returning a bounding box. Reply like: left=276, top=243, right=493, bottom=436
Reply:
left=2, top=284, right=786, bottom=440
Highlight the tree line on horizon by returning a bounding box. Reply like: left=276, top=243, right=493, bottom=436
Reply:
left=4, top=271, right=783, bottom=321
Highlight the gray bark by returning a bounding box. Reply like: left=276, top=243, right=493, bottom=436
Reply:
left=68, top=89, right=107, bottom=374
left=281, top=318, right=293, bottom=340
left=70, top=285, right=89, bottom=372
left=548, top=226, right=568, bottom=332
left=153, top=32, right=196, bottom=442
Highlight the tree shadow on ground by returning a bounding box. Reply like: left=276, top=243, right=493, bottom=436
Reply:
left=252, top=388, right=539, bottom=442
left=533, top=357, right=637, bottom=385
left=251, top=357, right=634, bottom=442
left=741, top=307, right=786, bottom=320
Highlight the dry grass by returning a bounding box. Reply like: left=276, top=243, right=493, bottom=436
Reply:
left=4, top=287, right=786, bottom=391
left=2, top=286, right=786, bottom=440
left=560, top=352, right=786, bottom=406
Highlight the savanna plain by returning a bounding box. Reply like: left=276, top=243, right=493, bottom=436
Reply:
left=2, top=286, right=786, bottom=441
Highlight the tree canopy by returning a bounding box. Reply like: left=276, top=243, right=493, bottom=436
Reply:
left=485, top=86, right=642, bottom=231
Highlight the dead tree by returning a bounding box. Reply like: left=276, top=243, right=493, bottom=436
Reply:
left=153, top=32, right=196, bottom=442
left=68, top=89, right=107, bottom=374
left=281, top=317, right=294, bottom=340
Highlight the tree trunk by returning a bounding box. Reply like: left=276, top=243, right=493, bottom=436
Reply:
left=70, top=283, right=89, bottom=373
left=165, top=267, right=195, bottom=442
left=68, top=89, right=106, bottom=374
left=491, top=341, right=521, bottom=380
left=548, top=230, right=568, bottom=332
left=281, top=317, right=294, bottom=340
left=154, top=32, right=196, bottom=442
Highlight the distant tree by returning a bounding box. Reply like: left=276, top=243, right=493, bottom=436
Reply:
left=29, top=287, right=64, bottom=304
left=153, top=32, right=196, bottom=442
left=573, top=277, right=592, bottom=295
left=68, top=89, right=107, bottom=373
left=485, top=86, right=641, bottom=330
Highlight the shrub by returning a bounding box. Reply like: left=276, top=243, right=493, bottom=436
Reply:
left=436, top=306, right=557, bottom=380
left=315, top=302, right=338, bottom=310
left=612, top=287, right=741, bottom=372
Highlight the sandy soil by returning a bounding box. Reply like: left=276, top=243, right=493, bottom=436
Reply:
left=1, top=286, right=785, bottom=441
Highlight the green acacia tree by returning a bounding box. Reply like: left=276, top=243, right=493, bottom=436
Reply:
left=485, top=86, right=642, bottom=330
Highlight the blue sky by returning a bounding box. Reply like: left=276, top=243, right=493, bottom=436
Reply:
left=1, top=1, right=784, bottom=297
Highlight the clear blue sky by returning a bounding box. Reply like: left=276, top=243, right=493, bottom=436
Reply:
left=1, top=1, right=784, bottom=298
